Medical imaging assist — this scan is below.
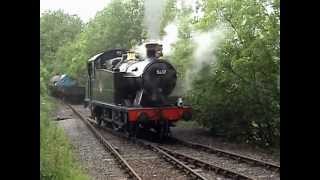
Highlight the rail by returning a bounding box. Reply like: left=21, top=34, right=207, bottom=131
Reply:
left=171, top=137, right=280, bottom=172
left=67, top=104, right=142, bottom=180
left=158, top=146, right=255, bottom=180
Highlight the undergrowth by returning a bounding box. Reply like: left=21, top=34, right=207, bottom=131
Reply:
left=40, top=95, right=89, bottom=180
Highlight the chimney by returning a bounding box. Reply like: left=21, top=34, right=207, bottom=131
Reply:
left=145, top=43, right=163, bottom=58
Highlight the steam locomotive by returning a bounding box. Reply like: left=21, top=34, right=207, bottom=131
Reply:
left=84, top=42, right=191, bottom=140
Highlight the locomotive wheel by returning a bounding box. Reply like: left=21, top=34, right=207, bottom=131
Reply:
left=123, top=114, right=131, bottom=137
left=96, top=116, right=102, bottom=127
left=158, top=126, right=166, bottom=141
left=93, top=106, right=103, bottom=127
left=112, top=123, right=119, bottom=131
left=157, top=121, right=169, bottom=141
left=124, top=124, right=130, bottom=137
left=124, top=123, right=132, bottom=138
left=111, top=110, right=120, bottom=131
left=126, top=122, right=137, bottom=139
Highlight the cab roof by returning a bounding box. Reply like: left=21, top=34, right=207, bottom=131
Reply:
left=88, top=49, right=127, bottom=62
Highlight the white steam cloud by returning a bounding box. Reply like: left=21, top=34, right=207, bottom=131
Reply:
left=162, top=22, right=179, bottom=56
left=134, top=23, right=227, bottom=94
left=144, top=0, right=165, bottom=40
left=134, top=43, right=147, bottom=58
left=139, top=0, right=227, bottom=95
left=184, top=25, right=227, bottom=92
left=133, top=21, right=178, bottom=58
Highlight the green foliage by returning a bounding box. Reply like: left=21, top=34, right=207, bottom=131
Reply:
left=160, top=0, right=178, bottom=36
left=40, top=31, right=88, bottom=178
left=174, top=0, right=280, bottom=147
left=40, top=95, right=89, bottom=180
left=40, top=10, right=83, bottom=74
left=40, top=61, right=50, bottom=95
left=53, top=0, right=145, bottom=85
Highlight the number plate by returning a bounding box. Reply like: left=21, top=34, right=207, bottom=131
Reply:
left=156, top=69, right=166, bottom=75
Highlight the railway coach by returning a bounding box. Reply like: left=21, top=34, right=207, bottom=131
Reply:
left=49, top=74, right=85, bottom=104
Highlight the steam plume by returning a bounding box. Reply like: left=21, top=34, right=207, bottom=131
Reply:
left=133, top=21, right=178, bottom=58
left=162, top=22, right=179, bottom=56
left=184, top=25, right=227, bottom=92
left=144, top=0, right=165, bottom=40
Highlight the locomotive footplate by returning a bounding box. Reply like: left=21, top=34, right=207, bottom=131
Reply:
left=127, top=106, right=192, bottom=123
left=90, top=100, right=192, bottom=123
left=125, top=106, right=191, bottom=140
left=89, top=101, right=192, bottom=140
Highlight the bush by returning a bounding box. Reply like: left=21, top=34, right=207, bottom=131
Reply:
left=40, top=95, right=89, bottom=180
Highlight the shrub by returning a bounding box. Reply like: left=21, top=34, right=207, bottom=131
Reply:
left=40, top=95, right=89, bottom=180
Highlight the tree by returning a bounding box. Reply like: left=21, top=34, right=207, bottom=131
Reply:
left=53, top=0, right=145, bottom=85
left=40, top=10, right=83, bottom=72
left=170, top=0, right=280, bottom=147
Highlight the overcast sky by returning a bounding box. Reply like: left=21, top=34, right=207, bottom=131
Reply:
left=40, top=0, right=111, bottom=22
left=40, top=0, right=201, bottom=23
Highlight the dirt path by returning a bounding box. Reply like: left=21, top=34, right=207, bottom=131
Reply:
left=55, top=104, right=128, bottom=180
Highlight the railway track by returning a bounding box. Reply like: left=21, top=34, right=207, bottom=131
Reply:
left=170, top=137, right=280, bottom=172
left=68, top=104, right=208, bottom=180
left=68, top=104, right=279, bottom=180
left=90, top=120, right=194, bottom=179
left=157, top=146, right=253, bottom=180
left=66, top=104, right=142, bottom=180
left=156, top=140, right=280, bottom=179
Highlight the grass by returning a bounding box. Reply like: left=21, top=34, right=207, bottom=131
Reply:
left=40, top=95, right=89, bottom=180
